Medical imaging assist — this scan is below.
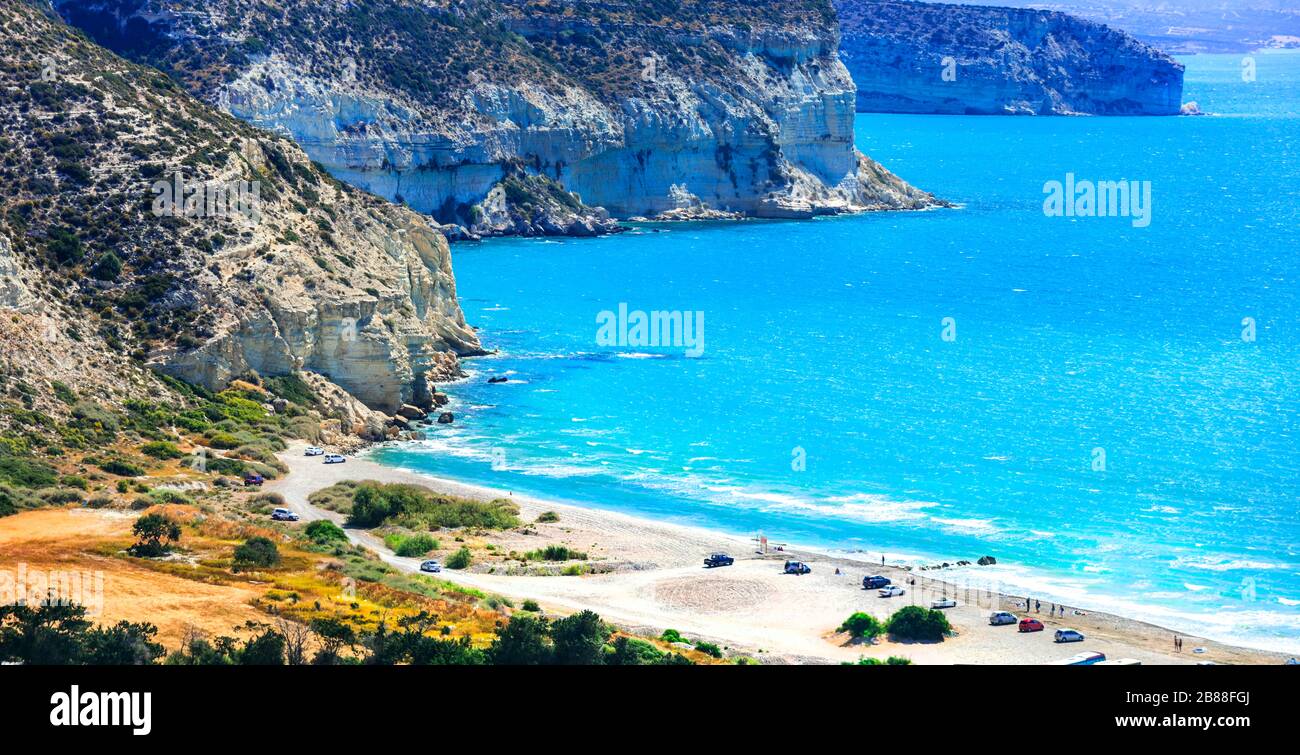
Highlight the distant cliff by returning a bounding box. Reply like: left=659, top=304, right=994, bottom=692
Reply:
left=53, top=0, right=939, bottom=233
left=834, top=0, right=1185, bottom=115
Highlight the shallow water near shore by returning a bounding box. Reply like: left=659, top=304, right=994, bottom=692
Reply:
left=373, top=52, right=1300, bottom=653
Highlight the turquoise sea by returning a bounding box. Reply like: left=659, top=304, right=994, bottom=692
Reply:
left=374, top=52, right=1300, bottom=653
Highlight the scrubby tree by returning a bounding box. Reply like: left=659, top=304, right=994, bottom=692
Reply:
left=487, top=613, right=551, bottom=665
left=310, top=617, right=356, bottom=665
left=550, top=610, right=608, bottom=665
left=129, top=513, right=181, bottom=557
left=0, top=602, right=162, bottom=665
left=238, top=627, right=286, bottom=665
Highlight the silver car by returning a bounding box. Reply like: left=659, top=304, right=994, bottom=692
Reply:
left=1055, top=628, right=1086, bottom=643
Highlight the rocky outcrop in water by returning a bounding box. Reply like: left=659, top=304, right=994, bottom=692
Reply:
left=54, top=0, right=940, bottom=227
left=0, top=2, right=479, bottom=415
left=834, top=0, right=1184, bottom=115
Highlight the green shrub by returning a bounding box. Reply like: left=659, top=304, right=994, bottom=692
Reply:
left=206, top=433, right=241, bottom=450
left=521, top=599, right=541, bottom=612
left=343, top=482, right=520, bottom=530
left=304, top=520, right=347, bottom=544
left=389, top=533, right=439, bottom=557
left=148, top=488, right=193, bottom=505
left=141, top=441, right=185, bottom=460
left=445, top=546, right=472, bottom=570
left=59, top=475, right=89, bottom=490
left=661, top=628, right=685, bottom=644
left=524, top=544, right=586, bottom=562
left=51, top=381, right=78, bottom=405
left=233, top=536, right=281, bottom=570
left=839, top=612, right=885, bottom=640
left=0, top=453, right=57, bottom=488
left=886, top=606, right=952, bottom=642
left=40, top=488, right=84, bottom=505
left=97, top=458, right=144, bottom=477
left=536, top=510, right=560, bottom=523
left=694, top=641, right=723, bottom=658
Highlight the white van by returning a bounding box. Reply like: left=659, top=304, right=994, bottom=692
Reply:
left=1047, top=651, right=1106, bottom=665
left=1094, top=658, right=1141, bottom=665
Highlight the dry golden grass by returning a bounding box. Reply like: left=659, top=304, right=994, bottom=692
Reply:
left=1, top=505, right=510, bottom=654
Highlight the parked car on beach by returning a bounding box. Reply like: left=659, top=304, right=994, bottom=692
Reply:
left=863, top=575, right=890, bottom=590
left=783, top=561, right=811, bottom=575
left=304, top=446, right=324, bottom=456
left=324, top=454, right=346, bottom=464
left=989, top=611, right=1018, bottom=626
left=878, top=585, right=906, bottom=598
left=271, top=508, right=299, bottom=522
left=1055, top=629, right=1086, bottom=643
left=931, top=597, right=957, bottom=609
left=704, top=553, right=734, bottom=568
left=1019, top=618, right=1044, bottom=632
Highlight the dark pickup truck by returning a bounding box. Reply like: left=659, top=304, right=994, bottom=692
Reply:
left=784, top=561, right=811, bottom=575
left=704, top=553, right=735, bottom=568
left=863, top=575, right=891, bottom=590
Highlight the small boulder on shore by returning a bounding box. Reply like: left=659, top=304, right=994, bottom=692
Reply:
left=436, top=412, right=455, bottom=425
left=977, top=555, right=997, bottom=566
left=397, top=404, right=427, bottom=420
left=488, top=376, right=509, bottom=384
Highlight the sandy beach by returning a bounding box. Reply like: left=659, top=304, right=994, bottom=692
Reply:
left=268, top=442, right=1289, bottom=665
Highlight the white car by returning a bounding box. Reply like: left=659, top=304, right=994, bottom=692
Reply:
left=1055, top=628, right=1086, bottom=643
left=878, top=585, right=906, bottom=597
left=323, top=454, right=346, bottom=464
left=271, top=508, right=299, bottom=521
left=419, top=560, right=442, bottom=573
left=931, top=598, right=957, bottom=609
left=304, top=446, right=325, bottom=456
left=989, top=611, right=1018, bottom=626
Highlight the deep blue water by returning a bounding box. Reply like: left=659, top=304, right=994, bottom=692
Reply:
left=374, top=53, right=1300, bottom=652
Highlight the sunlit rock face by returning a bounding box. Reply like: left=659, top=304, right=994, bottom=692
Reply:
left=55, top=0, right=939, bottom=228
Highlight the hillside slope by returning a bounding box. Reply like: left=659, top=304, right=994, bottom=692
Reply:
left=835, top=0, right=1184, bottom=115
left=1, top=1, right=479, bottom=417
left=52, top=0, right=939, bottom=227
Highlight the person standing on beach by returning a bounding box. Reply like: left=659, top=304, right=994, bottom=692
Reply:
left=1035, top=599, right=1041, bottom=613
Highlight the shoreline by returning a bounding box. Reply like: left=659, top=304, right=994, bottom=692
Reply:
left=367, top=436, right=1300, bottom=658
left=269, top=442, right=1291, bottom=665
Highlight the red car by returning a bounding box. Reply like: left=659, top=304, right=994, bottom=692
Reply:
left=1019, top=618, right=1045, bottom=633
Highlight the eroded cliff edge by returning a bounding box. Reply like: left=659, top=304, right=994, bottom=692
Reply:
left=835, top=0, right=1185, bottom=116
left=54, top=0, right=940, bottom=227
left=1, top=1, right=479, bottom=421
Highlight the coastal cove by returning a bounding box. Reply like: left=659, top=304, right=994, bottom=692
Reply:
left=373, top=53, right=1300, bottom=655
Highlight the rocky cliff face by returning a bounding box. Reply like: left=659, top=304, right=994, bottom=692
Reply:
left=53, top=0, right=939, bottom=226
left=834, top=0, right=1184, bottom=115
left=0, top=1, right=479, bottom=415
